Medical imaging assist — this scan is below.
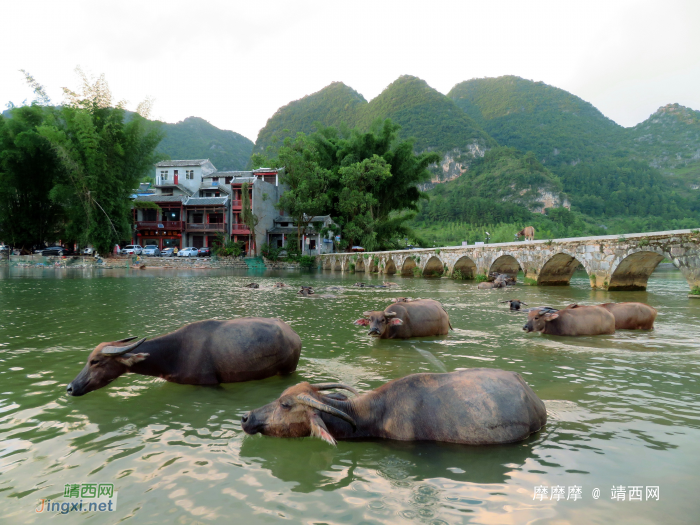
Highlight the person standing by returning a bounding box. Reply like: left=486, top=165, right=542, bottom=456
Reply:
left=114, top=244, right=120, bottom=256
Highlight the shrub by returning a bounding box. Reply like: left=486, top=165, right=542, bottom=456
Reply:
left=212, top=234, right=245, bottom=257
left=412, top=266, right=422, bottom=277
left=349, top=262, right=356, bottom=272
left=299, top=255, right=315, bottom=268
left=690, top=286, right=700, bottom=295
left=260, top=242, right=281, bottom=261
left=475, top=273, right=488, bottom=283
left=524, top=277, right=538, bottom=286
left=638, top=238, right=650, bottom=247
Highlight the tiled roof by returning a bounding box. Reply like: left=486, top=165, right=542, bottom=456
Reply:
left=185, top=197, right=229, bottom=206
left=134, top=194, right=187, bottom=203
left=267, top=226, right=297, bottom=234
left=203, top=171, right=251, bottom=178
left=155, top=159, right=210, bottom=167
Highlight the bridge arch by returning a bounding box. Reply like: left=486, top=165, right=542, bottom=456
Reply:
left=453, top=256, right=477, bottom=279
left=608, top=250, right=665, bottom=291
left=384, top=258, right=397, bottom=275
left=489, top=254, right=522, bottom=279
left=401, top=257, right=417, bottom=276
left=422, top=256, right=444, bottom=277
left=334, top=257, right=342, bottom=272
left=354, top=257, right=365, bottom=272
left=538, top=252, right=588, bottom=286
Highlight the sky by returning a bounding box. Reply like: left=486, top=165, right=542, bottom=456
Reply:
left=2, top=0, right=699, bottom=142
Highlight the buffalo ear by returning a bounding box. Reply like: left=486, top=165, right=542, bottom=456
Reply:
left=354, top=319, right=370, bottom=326
left=116, top=353, right=149, bottom=367
left=309, top=413, right=336, bottom=446
left=388, top=318, right=403, bottom=326
left=544, top=313, right=559, bottom=321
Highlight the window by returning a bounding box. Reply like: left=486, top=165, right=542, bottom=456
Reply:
left=186, top=170, right=194, bottom=180
left=159, top=170, right=168, bottom=183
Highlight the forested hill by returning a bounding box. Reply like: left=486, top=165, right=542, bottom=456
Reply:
left=448, top=76, right=624, bottom=167
left=252, top=82, right=366, bottom=156
left=155, top=117, right=253, bottom=171
left=624, top=103, right=700, bottom=184
left=252, top=76, right=496, bottom=183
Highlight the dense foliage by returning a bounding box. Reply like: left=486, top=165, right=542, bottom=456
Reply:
left=0, top=105, right=65, bottom=249
left=1, top=70, right=163, bottom=254
left=255, top=120, right=439, bottom=250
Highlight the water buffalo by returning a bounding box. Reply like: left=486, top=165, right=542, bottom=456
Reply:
left=478, top=281, right=506, bottom=290
left=353, top=282, right=387, bottom=288
left=298, top=286, right=315, bottom=296
left=523, top=306, right=615, bottom=336
left=245, top=283, right=260, bottom=289
left=501, top=299, right=528, bottom=311
left=391, top=297, right=416, bottom=303
left=566, top=302, right=657, bottom=330
left=353, top=299, right=452, bottom=338
left=241, top=368, right=547, bottom=446
left=66, top=318, right=302, bottom=396
left=273, top=282, right=291, bottom=288
left=517, top=226, right=535, bottom=241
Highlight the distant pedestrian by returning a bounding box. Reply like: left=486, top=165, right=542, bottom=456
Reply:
left=114, top=244, right=120, bottom=256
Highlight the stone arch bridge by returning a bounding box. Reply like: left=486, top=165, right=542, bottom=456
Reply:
left=317, top=229, right=700, bottom=291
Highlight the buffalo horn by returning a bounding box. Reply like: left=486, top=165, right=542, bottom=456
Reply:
left=362, top=311, right=373, bottom=317
left=312, top=383, right=360, bottom=396
left=116, top=336, right=138, bottom=343
left=296, top=394, right=357, bottom=430
left=101, top=337, right=147, bottom=356
left=384, top=311, right=397, bottom=317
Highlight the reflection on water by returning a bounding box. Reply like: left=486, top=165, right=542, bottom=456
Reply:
left=1, top=266, right=700, bottom=523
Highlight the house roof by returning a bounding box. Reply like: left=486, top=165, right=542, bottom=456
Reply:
left=134, top=194, right=187, bottom=203
left=185, top=197, right=229, bottom=206
left=203, top=171, right=251, bottom=179
left=155, top=159, right=210, bottom=167
left=153, top=183, right=193, bottom=196
left=267, top=226, right=297, bottom=234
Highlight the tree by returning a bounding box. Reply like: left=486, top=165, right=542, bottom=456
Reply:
left=0, top=105, right=65, bottom=249
left=241, top=182, right=259, bottom=255
left=37, top=69, right=163, bottom=254
left=275, top=134, right=332, bottom=247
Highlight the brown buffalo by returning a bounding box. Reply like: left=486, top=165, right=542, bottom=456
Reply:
left=353, top=299, right=452, bottom=339
left=566, top=302, right=657, bottom=330
left=523, top=306, right=615, bottom=336
left=66, top=318, right=302, bottom=396
left=391, top=297, right=416, bottom=303
left=241, top=368, right=547, bottom=446
left=478, top=281, right=506, bottom=290
left=245, top=283, right=260, bottom=289
left=516, top=226, right=535, bottom=241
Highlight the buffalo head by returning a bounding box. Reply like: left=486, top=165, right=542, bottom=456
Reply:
left=241, top=383, right=358, bottom=445
left=66, top=337, right=148, bottom=396
left=523, top=309, right=559, bottom=333
left=353, top=310, right=403, bottom=337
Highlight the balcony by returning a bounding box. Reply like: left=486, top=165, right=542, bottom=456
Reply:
left=230, top=223, right=251, bottom=235
left=185, top=222, right=228, bottom=232
left=231, top=199, right=242, bottom=209
left=136, top=221, right=184, bottom=230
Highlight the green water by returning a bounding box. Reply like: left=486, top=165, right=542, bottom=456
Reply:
left=1, top=267, right=699, bottom=524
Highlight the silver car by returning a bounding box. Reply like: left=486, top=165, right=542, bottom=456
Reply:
left=121, top=245, right=143, bottom=255
left=142, top=245, right=160, bottom=257
left=178, top=247, right=199, bottom=257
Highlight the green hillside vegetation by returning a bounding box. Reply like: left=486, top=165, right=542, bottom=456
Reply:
left=156, top=116, right=253, bottom=171
left=418, top=147, right=564, bottom=224
left=253, top=76, right=495, bottom=163
left=624, top=103, right=700, bottom=186
left=448, top=76, right=623, bottom=167
left=252, top=82, right=366, bottom=156
left=355, top=76, right=496, bottom=153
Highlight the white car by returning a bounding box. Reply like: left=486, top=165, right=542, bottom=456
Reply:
left=178, top=247, right=199, bottom=257
left=82, top=247, right=94, bottom=255
left=142, top=245, right=160, bottom=257
left=121, top=245, right=143, bottom=255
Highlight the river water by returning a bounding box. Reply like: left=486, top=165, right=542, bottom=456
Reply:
left=1, top=266, right=699, bottom=524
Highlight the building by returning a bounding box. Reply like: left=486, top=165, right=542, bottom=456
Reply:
left=267, top=215, right=336, bottom=255
left=132, top=160, right=286, bottom=255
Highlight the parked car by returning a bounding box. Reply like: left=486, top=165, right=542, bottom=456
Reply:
left=198, top=247, right=212, bottom=257
left=82, top=247, right=94, bottom=255
left=162, top=247, right=176, bottom=257
left=121, top=245, right=143, bottom=255
left=41, top=246, right=73, bottom=257
left=178, top=247, right=199, bottom=257
left=142, top=245, right=160, bottom=257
